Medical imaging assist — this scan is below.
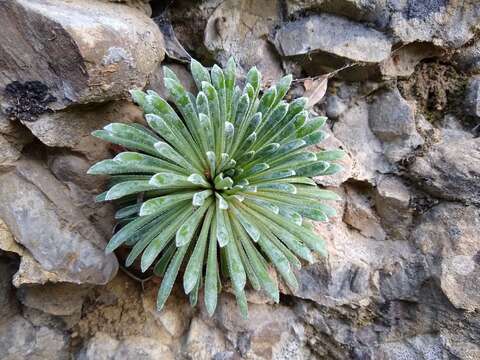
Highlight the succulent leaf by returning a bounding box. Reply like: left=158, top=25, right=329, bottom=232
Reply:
left=89, top=58, right=343, bottom=317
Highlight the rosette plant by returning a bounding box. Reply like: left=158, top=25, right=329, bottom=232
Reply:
left=88, top=58, right=343, bottom=317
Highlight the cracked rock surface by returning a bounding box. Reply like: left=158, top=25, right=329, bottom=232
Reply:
left=1, top=0, right=480, bottom=359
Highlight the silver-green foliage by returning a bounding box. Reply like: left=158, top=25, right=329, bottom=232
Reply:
left=88, top=58, right=343, bottom=317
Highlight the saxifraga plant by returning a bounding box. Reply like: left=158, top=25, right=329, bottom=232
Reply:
left=88, top=58, right=344, bottom=318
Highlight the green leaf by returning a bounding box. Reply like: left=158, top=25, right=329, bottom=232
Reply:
left=215, top=197, right=229, bottom=247
left=183, top=206, right=214, bottom=294
left=190, top=58, right=211, bottom=90
left=205, top=212, right=219, bottom=316
left=315, top=149, right=346, bottom=161
left=156, top=244, right=190, bottom=311
left=176, top=198, right=213, bottom=247
left=153, top=242, right=176, bottom=276
left=106, top=214, right=156, bottom=253
left=141, top=206, right=193, bottom=272
left=105, top=180, right=159, bottom=201
left=140, top=192, right=195, bottom=216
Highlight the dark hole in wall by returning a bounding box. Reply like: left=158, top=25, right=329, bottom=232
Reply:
left=4, top=81, right=56, bottom=122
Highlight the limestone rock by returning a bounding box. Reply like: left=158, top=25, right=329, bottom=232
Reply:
left=369, top=87, right=423, bottom=163
left=0, top=0, right=164, bottom=115
left=0, top=160, right=118, bottom=285
left=82, top=332, right=175, bottom=360
left=275, top=13, right=392, bottom=63
left=283, top=0, right=391, bottom=28
left=344, top=185, right=386, bottom=241
left=142, top=287, right=193, bottom=338
left=0, top=315, right=69, bottom=360
left=17, top=283, right=90, bottom=317
left=184, top=318, right=226, bottom=359
left=104, top=0, right=152, bottom=15
left=83, top=332, right=120, bottom=360
left=390, top=1, right=480, bottom=49
left=22, top=101, right=144, bottom=162
left=296, top=197, right=414, bottom=307
left=374, top=176, right=412, bottom=240
left=333, top=100, right=391, bottom=183
left=413, top=203, right=480, bottom=311
left=115, top=337, right=174, bottom=360
left=204, top=0, right=284, bottom=82
left=214, top=295, right=309, bottom=359
left=409, top=138, right=480, bottom=205
left=454, top=40, right=480, bottom=74
left=0, top=135, right=21, bottom=168
left=375, top=334, right=444, bottom=360
left=379, top=255, right=429, bottom=302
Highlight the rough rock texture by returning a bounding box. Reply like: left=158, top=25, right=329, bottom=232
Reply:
left=409, top=137, right=480, bottom=205
left=1, top=0, right=480, bottom=359
left=275, top=13, right=392, bottom=63
left=0, top=0, right=164, bottom=112
left=0, top=160, right=118, bottom=285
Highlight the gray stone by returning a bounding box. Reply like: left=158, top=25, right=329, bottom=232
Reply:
left=369, top=87, right=423, bottom=163
left=344, top=185, right=386, bottom=241
left=409, top=138, right=480, bottom=205
left=325, top=95, right=348, bottom=119
left=22, top=101, right=144, bottom=162
left=275, top=13, right=392, bottom=63
left=0, top=159, right=118, bottom=285
left=203, top=0, right=284, bottom=82
left=0, top=0, right=164, bottom=113
left=374, top=175, right=412, bottom=240
left=104, top=0, right=152, bottom=15
left=465, top=76, right=480, bottom=117
left=439, top=114, right=475, bottom=142
left=184, top=318, right=226, bottom=359
left=379, top=256, right=429, bottom=301
left=333, top=100, right=391, bottom=183
left=115, top=337, right=174, bottom=360
left=296, top=198, right=415, bottom=307
left=0, top=218, right=67, bottom=287
left=83, top=332, right=120, bottom=360
left=375, top=334, right=444, bottom=360
left=412, top=203, right=480, bottom=311
left=214, top=295, right=309, bottom=359
left=17, top=283, right=90, bottom=317
left=0, top=134, right=21, bottom=168
left=0, top=315, right=69, bottom=360
left=390, top=0, right=480, bottom=49
left=284, top=0, right=391, bottom=28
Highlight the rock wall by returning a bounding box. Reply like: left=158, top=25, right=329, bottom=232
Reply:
left=0, top=0, right=479, bottom=359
